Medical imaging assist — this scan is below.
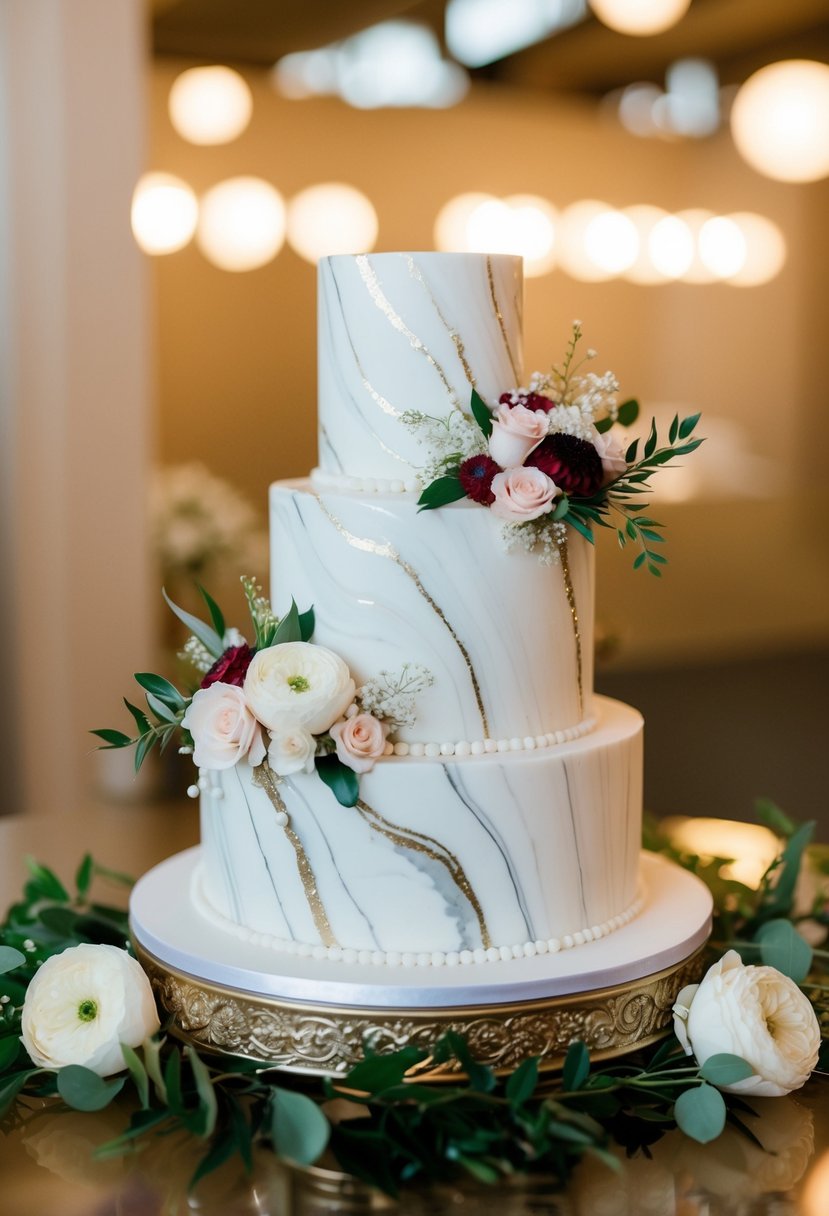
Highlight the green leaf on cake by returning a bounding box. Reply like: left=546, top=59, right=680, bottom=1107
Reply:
left=316, top=755, right=359, bottom=807
left=674, top=1083, right=726, bottom=1143
left=417, top=475, right=467, bottom=512
left=197, top=584, right=226, bottom=642
left=162, top=590, right=224, bottom=659
left=270, top=1086, right=330, bottom=1166
left=272, top=599, right=302, bottom=646
left=57, top=1065, right=125, bottom=1112
left=298, top=606, right=315, bottom=642
left=469, top=388, right=493, bottom=438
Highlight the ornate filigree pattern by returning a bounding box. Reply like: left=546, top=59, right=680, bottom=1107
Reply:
left=135, top=944, right=707, bottom=1078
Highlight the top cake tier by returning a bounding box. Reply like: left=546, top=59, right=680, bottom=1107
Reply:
left=317, top=252, right=523, bottom=486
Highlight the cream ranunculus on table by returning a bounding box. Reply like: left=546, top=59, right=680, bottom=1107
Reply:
left=3, top=804, right=829, bottom=1216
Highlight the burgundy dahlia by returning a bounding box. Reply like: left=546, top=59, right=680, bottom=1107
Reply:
left=526, top=434, right=603, bottom=497
left=458, top=454, right=501, bottom=505
left=201, top=642, right=254, bottom=689
left=499, top=390, right=556, bottom=414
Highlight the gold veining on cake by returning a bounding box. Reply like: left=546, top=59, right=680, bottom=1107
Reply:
left=312, top=494, right=490, bottom=737
left=486, top=256, right=520, bottom=384
left=356, top=255, right=460, bottom=407
left=252, top=760, right=338, bottom=948
left=556, top=533, right=584, bottom=717
left=355, top=798, right=492, bottom=949
left=404, top=255, right=477, bottom=392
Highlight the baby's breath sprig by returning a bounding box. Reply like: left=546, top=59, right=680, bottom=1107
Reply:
left=358, top=664, right=434, bottom=731
left=241, top=575, right=279, bottom=650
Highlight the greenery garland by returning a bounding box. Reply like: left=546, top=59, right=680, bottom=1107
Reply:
left=1, top=801, right=828, bottom=1197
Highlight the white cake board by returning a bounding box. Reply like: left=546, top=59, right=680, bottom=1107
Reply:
left=130, top=850, right=712, bottom=1076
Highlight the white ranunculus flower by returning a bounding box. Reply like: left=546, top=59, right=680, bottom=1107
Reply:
left=21, top=944, right=160, bottom=1077
left=181, top=682, right=266, bottom=771
left=244, top=641, right=355, bottom=735
left=268, top=720, right=317, bottom=777
left=672, top=949, right=820, bottom=1097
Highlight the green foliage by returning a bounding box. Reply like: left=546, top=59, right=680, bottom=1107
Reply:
left=270, top=1086, right=330, bottom=1165
left=316, top=754, right=360, bottom=807
left=417, top=473, right=467, bottom=512
left=469, top=388, right=493, bottom=439
left=58, top=1066, right=126, bottom=1112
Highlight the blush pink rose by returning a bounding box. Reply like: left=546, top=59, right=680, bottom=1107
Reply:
left=592, top=428, right=629, bottom=483
left=330, top=712, right=389, bottom=774
left=488, top=403, right=548, bottom=468
left=182, top=683, right=266, bottom=771
left=490, top=466, right=559, bottom=522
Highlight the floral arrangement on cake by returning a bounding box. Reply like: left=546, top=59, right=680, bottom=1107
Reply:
left=93, top=578, right=431, bottom=808
left=405, top=322, right=703, bottom=573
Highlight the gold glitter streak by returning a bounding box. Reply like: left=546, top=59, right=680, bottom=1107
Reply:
left=405, top=255, right=477, bottom=393
left=356, top=255, right=460, bottom=407
left=252, top=760, right=338, bottom=948
left=486, top=256, right=520, bottom=385
left=357, top=798, right=491, bottom=950
left=556, top=533, right=584, bottom=718
left=313, top=495, right=490, bottom=737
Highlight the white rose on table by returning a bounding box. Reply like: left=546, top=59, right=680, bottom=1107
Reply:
left=181, top=683, right=266, bottom=771
left=488, top=402, right=548, bottom=468
left=21, top=944, right=160, bottom=1077
left=268, top=719, right=317, bottom=776
left=490, top=466, right=559, bottom=522
left=672, top=949, right=820, bottom=1097
left=244, top=641, right=356, bottom=735
left=330, top=710, right=388, bottom=773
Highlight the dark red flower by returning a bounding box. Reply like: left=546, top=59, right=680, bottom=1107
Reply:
left=526, top=434, right=603, bottom=497
left=458, top=454, right=502, bottom=505
left=499, top=391, right=556, bottom=413
left=201, top=643, right=254, bottom=690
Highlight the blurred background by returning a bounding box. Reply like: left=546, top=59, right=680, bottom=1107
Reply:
left=1, top=0, right=827, bottom=827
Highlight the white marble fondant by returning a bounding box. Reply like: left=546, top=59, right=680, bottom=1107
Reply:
left=270, top=480, right=595, bottom=743
left=198, top=696, right=642, bottom=958
left=317, top=252, right=523, bottom=482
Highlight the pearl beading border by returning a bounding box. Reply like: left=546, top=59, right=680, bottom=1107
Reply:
left=191, top=864, right=645, bottom=970
left=311, top=467, right=421, bottom=495
left=381, top=716, right=596, bottom=759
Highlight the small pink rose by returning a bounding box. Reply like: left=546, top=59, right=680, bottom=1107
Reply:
left=490, top=466, right=559, bottom=522
left=182, top=683, right=266, bottom=771
left=330, top=712, right=389, bottom=774
left=488, top=403, right=548, bottom=468
left=592, top=428, right=628, bottom=483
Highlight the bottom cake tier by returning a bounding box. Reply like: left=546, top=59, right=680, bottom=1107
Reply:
left=197, top=695, right=643, bottom=964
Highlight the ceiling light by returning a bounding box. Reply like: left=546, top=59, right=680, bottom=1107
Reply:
left=286, top=184, right=378, bottom=263
left=697, top=216, right=747, bottom=279
left=725, top=213, right=786, bottom=287
left=446, top=0, right=588, bottom=68
left=731, top=60, right=829, bottom=182
left=557, top=201, right=617, bottom=281
left=197, top=177, right=285, bottom=272
left=621, top=205, right=672, bottom=282
left=434, top=193, right=498, bottom=250
left=131, top=173, right=198, bottom=255
left=583, top=209, right=639, bottom=274
left=168, top=66, right=253, bottom=146
left=647, top=214, right=693, bottom=279
left=589, top=0, right=691, bottom=36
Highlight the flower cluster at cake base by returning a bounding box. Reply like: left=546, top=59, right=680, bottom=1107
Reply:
left=93, top=579, right=432, bottom=808
left=405, top=322, right=703, bottom=573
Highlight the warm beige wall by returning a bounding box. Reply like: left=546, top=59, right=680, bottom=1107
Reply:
left=148, top=60, right=829, bottom=665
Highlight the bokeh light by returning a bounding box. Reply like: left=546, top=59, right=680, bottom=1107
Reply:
left=583, top=209, right=639, bottom=275
left=731, top=59, right=829, bottom=182
left=621, top=205, right=671, bottom=283
left=168, top=66, right=253, bottom=146
left=434, top=193, right=498, bottom=251
left=286, top=184, right=378, bottom=263
left=197, top=177, right=285, bottom=272
left=131, top=173, right=198, bottom=255
left=648, top=214, right=694, bottom=279
left=589, top=0, right=691, bottom=36
left=726, top=212, right=787, bottom=287
left=557, top=201, right=618, bottom=281
left=698, top=216, right=747, bottom=279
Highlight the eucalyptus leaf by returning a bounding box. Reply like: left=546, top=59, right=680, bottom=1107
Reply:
left=186, top=1045, right=219, bottom=1138
left=120, top=1043, right=150, bottom=1109
left=134, top=672, right=186, bottom=709
left=505, top=1057, right=539, bottom=1106
left=562, top=1042, right=590, bottom=1091
left=145, top=692, right=179, bottom=725
left=755, top=918, right=813, bottom=983
left=552, top=495, right=570, bottom=521
left=143, top=1035, right=168, bottom=1104
left=674, top=1083, right=726, bottom=1143
left=57, top=1065, right=125, bottom=1112
left=270, top=1086, right=330, bottom=1166
left=699, top=1054, right=754, bottom=1087
left=469, top=388, right=493, bottom=438
left=0, top=946, right=26, bottom=975
left=316, top=755, right=359, bottom=808
left=162, top=590, right=224, bottom=659
left=417, top=475, right=468, bottom=512
left=342, top=1045, right=425, bottom=1093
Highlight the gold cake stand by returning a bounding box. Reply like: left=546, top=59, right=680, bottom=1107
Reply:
left=130, top=849, right=713, bottom=1078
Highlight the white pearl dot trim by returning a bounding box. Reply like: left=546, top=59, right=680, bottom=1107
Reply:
left=191, top=865, right=644, bottom=970
left=312, top=467, right=421, bottom=495
left=381, top=717, right=595, bottom=760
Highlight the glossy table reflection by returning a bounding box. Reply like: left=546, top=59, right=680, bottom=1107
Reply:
left=2, top=804, right=829, bottom=1216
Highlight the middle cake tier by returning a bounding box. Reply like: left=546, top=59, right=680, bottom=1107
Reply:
left=270, top=479, right=595, bottom=745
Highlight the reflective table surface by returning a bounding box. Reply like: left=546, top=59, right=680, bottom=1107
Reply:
left=2, top=804, right=828, bottom=1216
